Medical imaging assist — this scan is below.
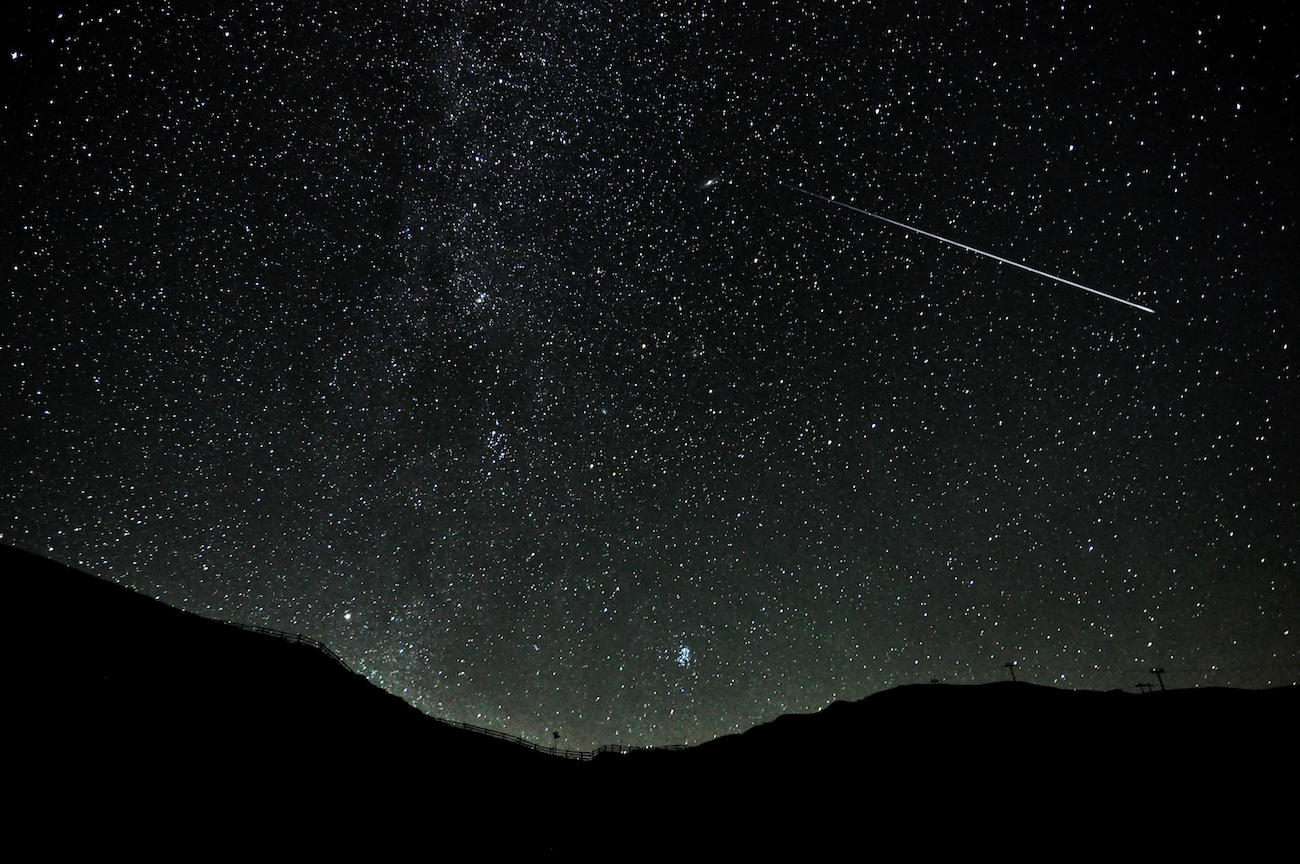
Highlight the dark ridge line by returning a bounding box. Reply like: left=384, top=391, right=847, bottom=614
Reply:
left=217, top=617, right=687, bottom=759
left=212, top=617, right=1297, bottom=758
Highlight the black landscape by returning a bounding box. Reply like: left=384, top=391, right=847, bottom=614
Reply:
left=10, top=544, right=1294, bottom=853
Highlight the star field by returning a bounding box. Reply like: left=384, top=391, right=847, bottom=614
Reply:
left=2, top=1, right=1296, bottom=750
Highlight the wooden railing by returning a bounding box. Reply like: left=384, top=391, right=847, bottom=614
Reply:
left=225, top=620, right=350, bottom=667
left=430, top=718, right=689, bottom=761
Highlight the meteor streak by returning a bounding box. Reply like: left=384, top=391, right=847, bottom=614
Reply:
left=781, top=182, right=1154, bottom=314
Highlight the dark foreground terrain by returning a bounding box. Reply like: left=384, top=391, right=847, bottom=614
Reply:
left=7, top=544, right=1294, bottom=853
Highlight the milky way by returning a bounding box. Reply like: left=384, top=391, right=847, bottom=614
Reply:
left=3, top=2, right=1295, bottom=749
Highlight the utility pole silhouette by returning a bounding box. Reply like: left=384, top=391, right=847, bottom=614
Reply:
left=1150, top=668, right=1167, bottom=691
left=1004, top=662, right=1018, bottom=683
left=1136, top=682, right=1153, bottom=694
left=551, top=730, right=561, bottom=753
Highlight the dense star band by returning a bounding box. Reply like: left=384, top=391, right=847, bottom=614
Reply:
left=1, top=3, right=1293, bottom=752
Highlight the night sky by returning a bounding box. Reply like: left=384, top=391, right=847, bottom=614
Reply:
left=3, top=1, right=1296, bottom=750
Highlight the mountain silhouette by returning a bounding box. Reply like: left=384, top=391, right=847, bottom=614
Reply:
left=6, top=544, right=575, bottom=852
left=7, top=543, right=1293, bottom=853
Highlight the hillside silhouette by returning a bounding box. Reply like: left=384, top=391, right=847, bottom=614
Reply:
left=7, top=544, right=1293, bottom=853
left=6, top=544, right=576, bottom=851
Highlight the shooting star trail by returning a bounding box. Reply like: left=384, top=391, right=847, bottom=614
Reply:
left=780, top=182, right=1154, bottom=314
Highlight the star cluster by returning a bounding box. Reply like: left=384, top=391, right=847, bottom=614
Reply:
left=2, top=1, right=1295, bottom=749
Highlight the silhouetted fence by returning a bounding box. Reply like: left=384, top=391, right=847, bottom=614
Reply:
left=217, top=618, right=688, bottom=760
left=225, top=620, right=350, bottom=668
left=430, top=718, right=689, bottom=761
